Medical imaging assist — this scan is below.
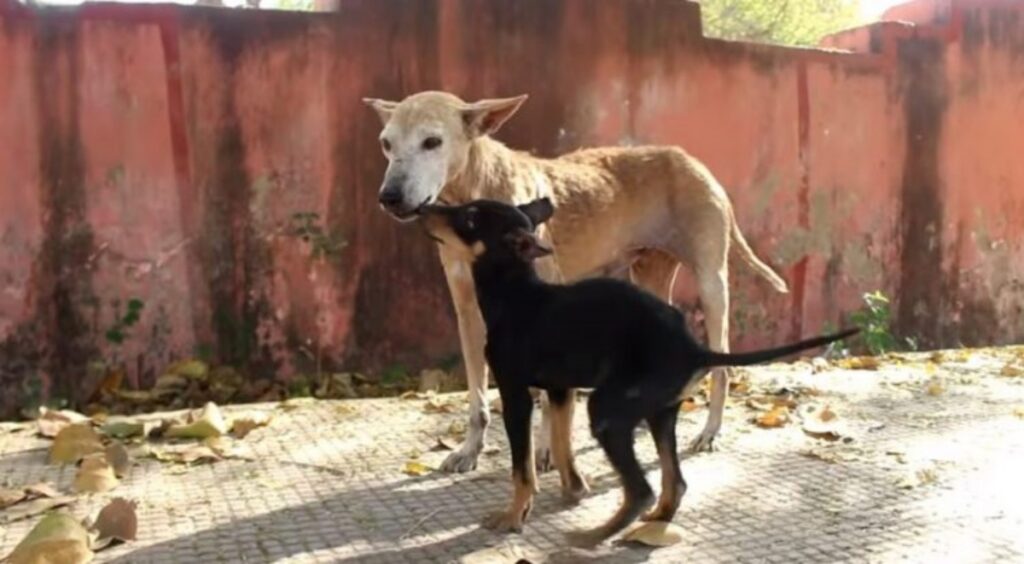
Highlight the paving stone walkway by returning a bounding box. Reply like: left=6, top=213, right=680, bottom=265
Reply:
left=2, top=348, right=1024, bottom=563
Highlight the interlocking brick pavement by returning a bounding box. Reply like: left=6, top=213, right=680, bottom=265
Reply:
left=2, top=348, right=1024, bottom=563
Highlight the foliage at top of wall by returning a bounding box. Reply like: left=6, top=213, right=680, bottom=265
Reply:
left=700, top=0, right=863, bottom=46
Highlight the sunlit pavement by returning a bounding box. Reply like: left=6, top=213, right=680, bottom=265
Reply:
left=2, top=348, right=1024, bottom=563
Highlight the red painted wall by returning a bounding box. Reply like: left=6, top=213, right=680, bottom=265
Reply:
left=1, top=0, right=1021, bottom=415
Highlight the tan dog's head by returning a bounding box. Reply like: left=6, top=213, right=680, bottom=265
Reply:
left=419, top=198, right=554, bottom=264
left=363, top=91, right=528, bottom=221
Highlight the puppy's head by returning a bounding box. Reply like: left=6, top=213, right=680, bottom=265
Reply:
left=419, top=198, right=555, bottom=264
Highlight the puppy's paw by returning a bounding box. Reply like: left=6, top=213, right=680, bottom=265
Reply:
left=440, top=447, right=480, bottom=473
left=534, top=446, right=554, bottom=473
left=481, top=509, right=526, bottom=533
left=640, top=507, right=672, bottom=522
left=565, top=528, right=604, bottom=549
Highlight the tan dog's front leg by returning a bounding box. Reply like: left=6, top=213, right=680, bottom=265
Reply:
left=440, top=258, right=490, bottom=473
left=535, top=392, right=554, bottom=473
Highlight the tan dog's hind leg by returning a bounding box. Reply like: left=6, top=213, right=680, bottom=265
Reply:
left=549, top=389, right=589, bottom=504
left=689, top=266, right=731, bottom=453
left=439, top=258, right=490, bottom=473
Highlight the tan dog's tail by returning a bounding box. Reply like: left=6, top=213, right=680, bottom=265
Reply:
left=729, top=211, right=789, bottom=293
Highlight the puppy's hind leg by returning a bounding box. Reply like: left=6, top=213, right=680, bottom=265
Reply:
left=567, top=388, right=654, bottom=548
left=642, top=404, right=687, bottom=522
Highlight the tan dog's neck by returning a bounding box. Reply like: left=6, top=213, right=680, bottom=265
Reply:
left=442, top=136, right=542, bottom=205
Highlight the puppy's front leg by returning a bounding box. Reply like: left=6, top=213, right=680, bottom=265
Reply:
left=482, top=385, right=536, bottom=533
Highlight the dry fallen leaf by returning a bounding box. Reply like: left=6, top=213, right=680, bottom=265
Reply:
left=800, top=404, right=850, bottom=442
left=755, top=406, right=790, bottom=428
left=1000, top=363, right=1024, bottom=377
left=104, top=442, right=131, bottom=478
left=800, top=445, right=864, bottom=464
left=73, top=455, right=120, bottom=494
left=99, top=420, right=147, bottom=440
left=490, top=397, right=503, bottom=414
left=277, top=397, right=317, bottom=412
left=402, top=460, right=433, bottom=476
left=166, top=359, right=209, bottom=381
left=898, top=467, right=939, bottom=489
left=435, top=437, right=460, bottom=451
left=90, top=498, right=138, bottom=545
left=424, top=397, right=459, bottom=414
left=835, top=356, right=881, bottom=370
left=1014, top=407, right=1024, bottom=419
left=925, top=379, right=945, bottom=396
left=0, top=496, right=78, bottom=526
left=230, top=413, right=273, bottom=439
left=144, top=443, right=222, bottom=465
left=621, top=521, right=684, bottom=547
left=36, top=409, right=91, bottom=439
left=4, top=512, right=94, bottom=564
left=50, top=424, right=104, bottom=465
left=166, top=402, right=228, bottom=439
left=680, top=398, right=701, bottom=413
left=0, top=488, right=27, bottom=509
left=202, top=436, right=250, bottom=460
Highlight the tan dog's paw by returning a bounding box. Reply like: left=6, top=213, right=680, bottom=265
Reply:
left=686, top=431, right=718, bottom=454
left=482, top=509, right=527, bottom=533
left=440, top=447, right=480, bottom=473
left=561, top=474, right=590, bottom=506
left=534, top=446, right=554, bottom=473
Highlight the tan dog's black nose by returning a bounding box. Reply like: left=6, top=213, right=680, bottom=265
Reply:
left=378, top=186, right=403, bottom=209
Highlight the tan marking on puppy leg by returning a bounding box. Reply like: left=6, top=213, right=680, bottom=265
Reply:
left=482, top=468, right=536, bottom=533
left=642, top=445, right=682, bottom=522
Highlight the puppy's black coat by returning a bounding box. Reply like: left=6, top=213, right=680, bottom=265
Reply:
left=419, top=198, right=857, bottom=547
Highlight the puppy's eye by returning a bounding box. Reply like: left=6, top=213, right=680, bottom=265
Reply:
left=465, top=207, right=477, bottom=230
left=422, top=136, right=443, bottom=151
left=380, top=138, right=392, bottom=152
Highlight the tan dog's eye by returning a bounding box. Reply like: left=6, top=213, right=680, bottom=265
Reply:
left=422, top=136, right=443, bottom=151
left=380, top=138, right=392, bottom=152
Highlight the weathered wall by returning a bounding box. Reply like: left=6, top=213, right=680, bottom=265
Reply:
left=1, top=0, right=1021, bottom=415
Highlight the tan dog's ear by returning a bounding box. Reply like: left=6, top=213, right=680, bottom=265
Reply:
left=462, top=95, right=529, bottom=137
left=363, top=98, right=399, bottom=124
left=517, top=197, right=555, bottom=227
left=505, top=228, right=552, bottom=261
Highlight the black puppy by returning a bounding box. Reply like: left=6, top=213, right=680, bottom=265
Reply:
left=419, top=198, right=857, bottom=547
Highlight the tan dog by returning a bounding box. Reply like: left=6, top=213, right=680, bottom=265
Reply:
left=364, top=91, right=788, bottom=474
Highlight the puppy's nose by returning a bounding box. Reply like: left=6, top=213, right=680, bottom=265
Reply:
left=378, top=186, right=404, bottom=209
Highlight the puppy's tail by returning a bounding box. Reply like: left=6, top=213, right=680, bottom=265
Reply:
left=700, top=328, right=859, bottom=367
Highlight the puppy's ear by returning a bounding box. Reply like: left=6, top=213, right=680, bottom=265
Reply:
left=462, top=95, right=528, bottom=137
left=505, top=229, right=553, bottom=261
left=363, top=98, right=398, bottom=124
left=517, top=197, right=555, bottom=227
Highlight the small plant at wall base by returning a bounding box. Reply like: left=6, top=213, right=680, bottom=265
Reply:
left=105, top=298, right=144, bottom=345
left=849, top=291, right=917, bottom=355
